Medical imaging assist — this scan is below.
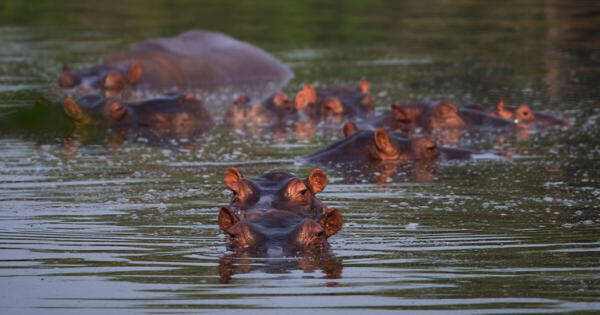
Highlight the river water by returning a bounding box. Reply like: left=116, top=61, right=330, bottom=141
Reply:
left=1, top=1, right=599, bottom=314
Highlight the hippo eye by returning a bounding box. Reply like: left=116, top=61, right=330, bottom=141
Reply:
left=299, top=188, right=308, bottom=196
left=228, top=232, right=237, bottom=238
left=316, top=230, right=324, bottom=238
left=427, top=145, right=437, bottom=151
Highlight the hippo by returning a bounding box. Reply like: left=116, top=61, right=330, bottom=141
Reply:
left=300, top=126, right=442, bottom=167
left=218, top=207, right=343, bottom=256
left=223, top=167, right=330, bottom=219
left=299, top=126, right=443, bottom=182
left=294, top=78, right=375, bottom=124
left=299, top=122, right=478, bottom=182
left=225, top=92, right=296, bottom=130
left=466, top=98, right=569, bottom=129
left=63, top=92, right=214, bottom=139
left=57, top=30, right=293, bottom=98
left=365, top=101, right=519, bottom=146
left=219, top=168, right=342, bottom=256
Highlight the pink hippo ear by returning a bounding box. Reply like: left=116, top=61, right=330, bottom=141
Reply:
left=374, top=128, right=397, bottom=156
left=127, top=61, right=144, bottom=84
left=358, top=77, right=370, bottom=94
left=218, top=207, right=239, bottom=231
left=306, top=168, right=328, bottom=194
left=343, top=121, right=358, bottom=138
left=104, top=71, right=126, bottom=91
left=319, top=208, right=343, bottom=237
left=63, top=97, right=88, bottom=123
left=224, top=167, right=244, bottom=193
left=294, top=84, right=317, bottom=111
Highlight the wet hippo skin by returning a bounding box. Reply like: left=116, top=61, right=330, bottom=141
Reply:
left=219, top=168, right=342, bottom=256
left=63, top=92, right=214, bottom=138
left=58, top=30, right=293, bottom=96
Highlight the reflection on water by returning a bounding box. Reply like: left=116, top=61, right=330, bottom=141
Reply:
left=1, top=0, right=600, bottom=313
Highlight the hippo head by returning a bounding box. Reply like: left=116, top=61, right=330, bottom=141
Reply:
left=388, top=103, right=425, bottom=135
left=427, top=102, right=465, bottom=130
left=408, top=137, right=440, bottom=161
left=58, top=61, right=144, bottom=94
left=218, top=207, right=343, bottom=255
left=63, top=94, right=112, bottom=125
left=493, top=98, right=535, bottom=123
left=224, top=168, right=329, bottom=219
left=225, top=92, right=295, bottom=129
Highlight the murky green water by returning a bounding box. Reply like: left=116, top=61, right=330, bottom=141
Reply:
left=1, top=1, right=599, bottom=313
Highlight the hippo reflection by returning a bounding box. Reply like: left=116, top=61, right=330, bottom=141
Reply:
left=58, top=30, right=293, bottom=97
left=218, top=249, right=342, bottom=284
left=64, top=92, right=214, bottom=140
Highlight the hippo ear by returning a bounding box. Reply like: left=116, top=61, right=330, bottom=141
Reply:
left=343, top=121, right=358, bottom=138
left=358, top=77, right=369, bottom=94
left=374, top=128, right=396, bottom=155
left=127, top=61, right=143, bottom=84
left=320, top=208, right=343, bottom=237
left=224, top=167, right=244, bottom=193
left=307, top=168, right=328, bottom=194
left=497, top=97, right=505, bottom=111
left=104, top=71, right=125, bottom=90
left=294, top=89, right=309, bottom=110
left=63, top=98, right=84, bottom=120
left=218, top=207, right=239, bottom=231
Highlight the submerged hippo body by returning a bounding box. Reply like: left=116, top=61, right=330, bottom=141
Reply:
left=64, top=92, right=214, bottom=139
left=219, top=168, right=342, bottom=256
left=58, top=30, right=293, bottom=98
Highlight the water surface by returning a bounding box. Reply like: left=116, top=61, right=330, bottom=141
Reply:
left=1, top=1, right=599, bottom=314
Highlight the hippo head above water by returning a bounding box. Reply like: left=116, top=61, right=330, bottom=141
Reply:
left=218, top=207, right=343, bottom=255
left=223, top=167, right=329, bottom=219
left=225, top=92, right=296, bottom=129
left=58, top=62, right=144, bottom=95
left=219, top=168, right=342, bottom=255
left=294, top=79, right=375, bottom=123
left=63, top=92, right=214, bottom=139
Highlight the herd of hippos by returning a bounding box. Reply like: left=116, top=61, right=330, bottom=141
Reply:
left=54, top=30, right=570, bottom=256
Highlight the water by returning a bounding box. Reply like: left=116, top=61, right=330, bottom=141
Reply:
left=1, top=1, right=599, bottom=313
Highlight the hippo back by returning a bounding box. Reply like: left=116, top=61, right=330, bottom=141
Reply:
left=108, top=30, right=293, bottom=91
